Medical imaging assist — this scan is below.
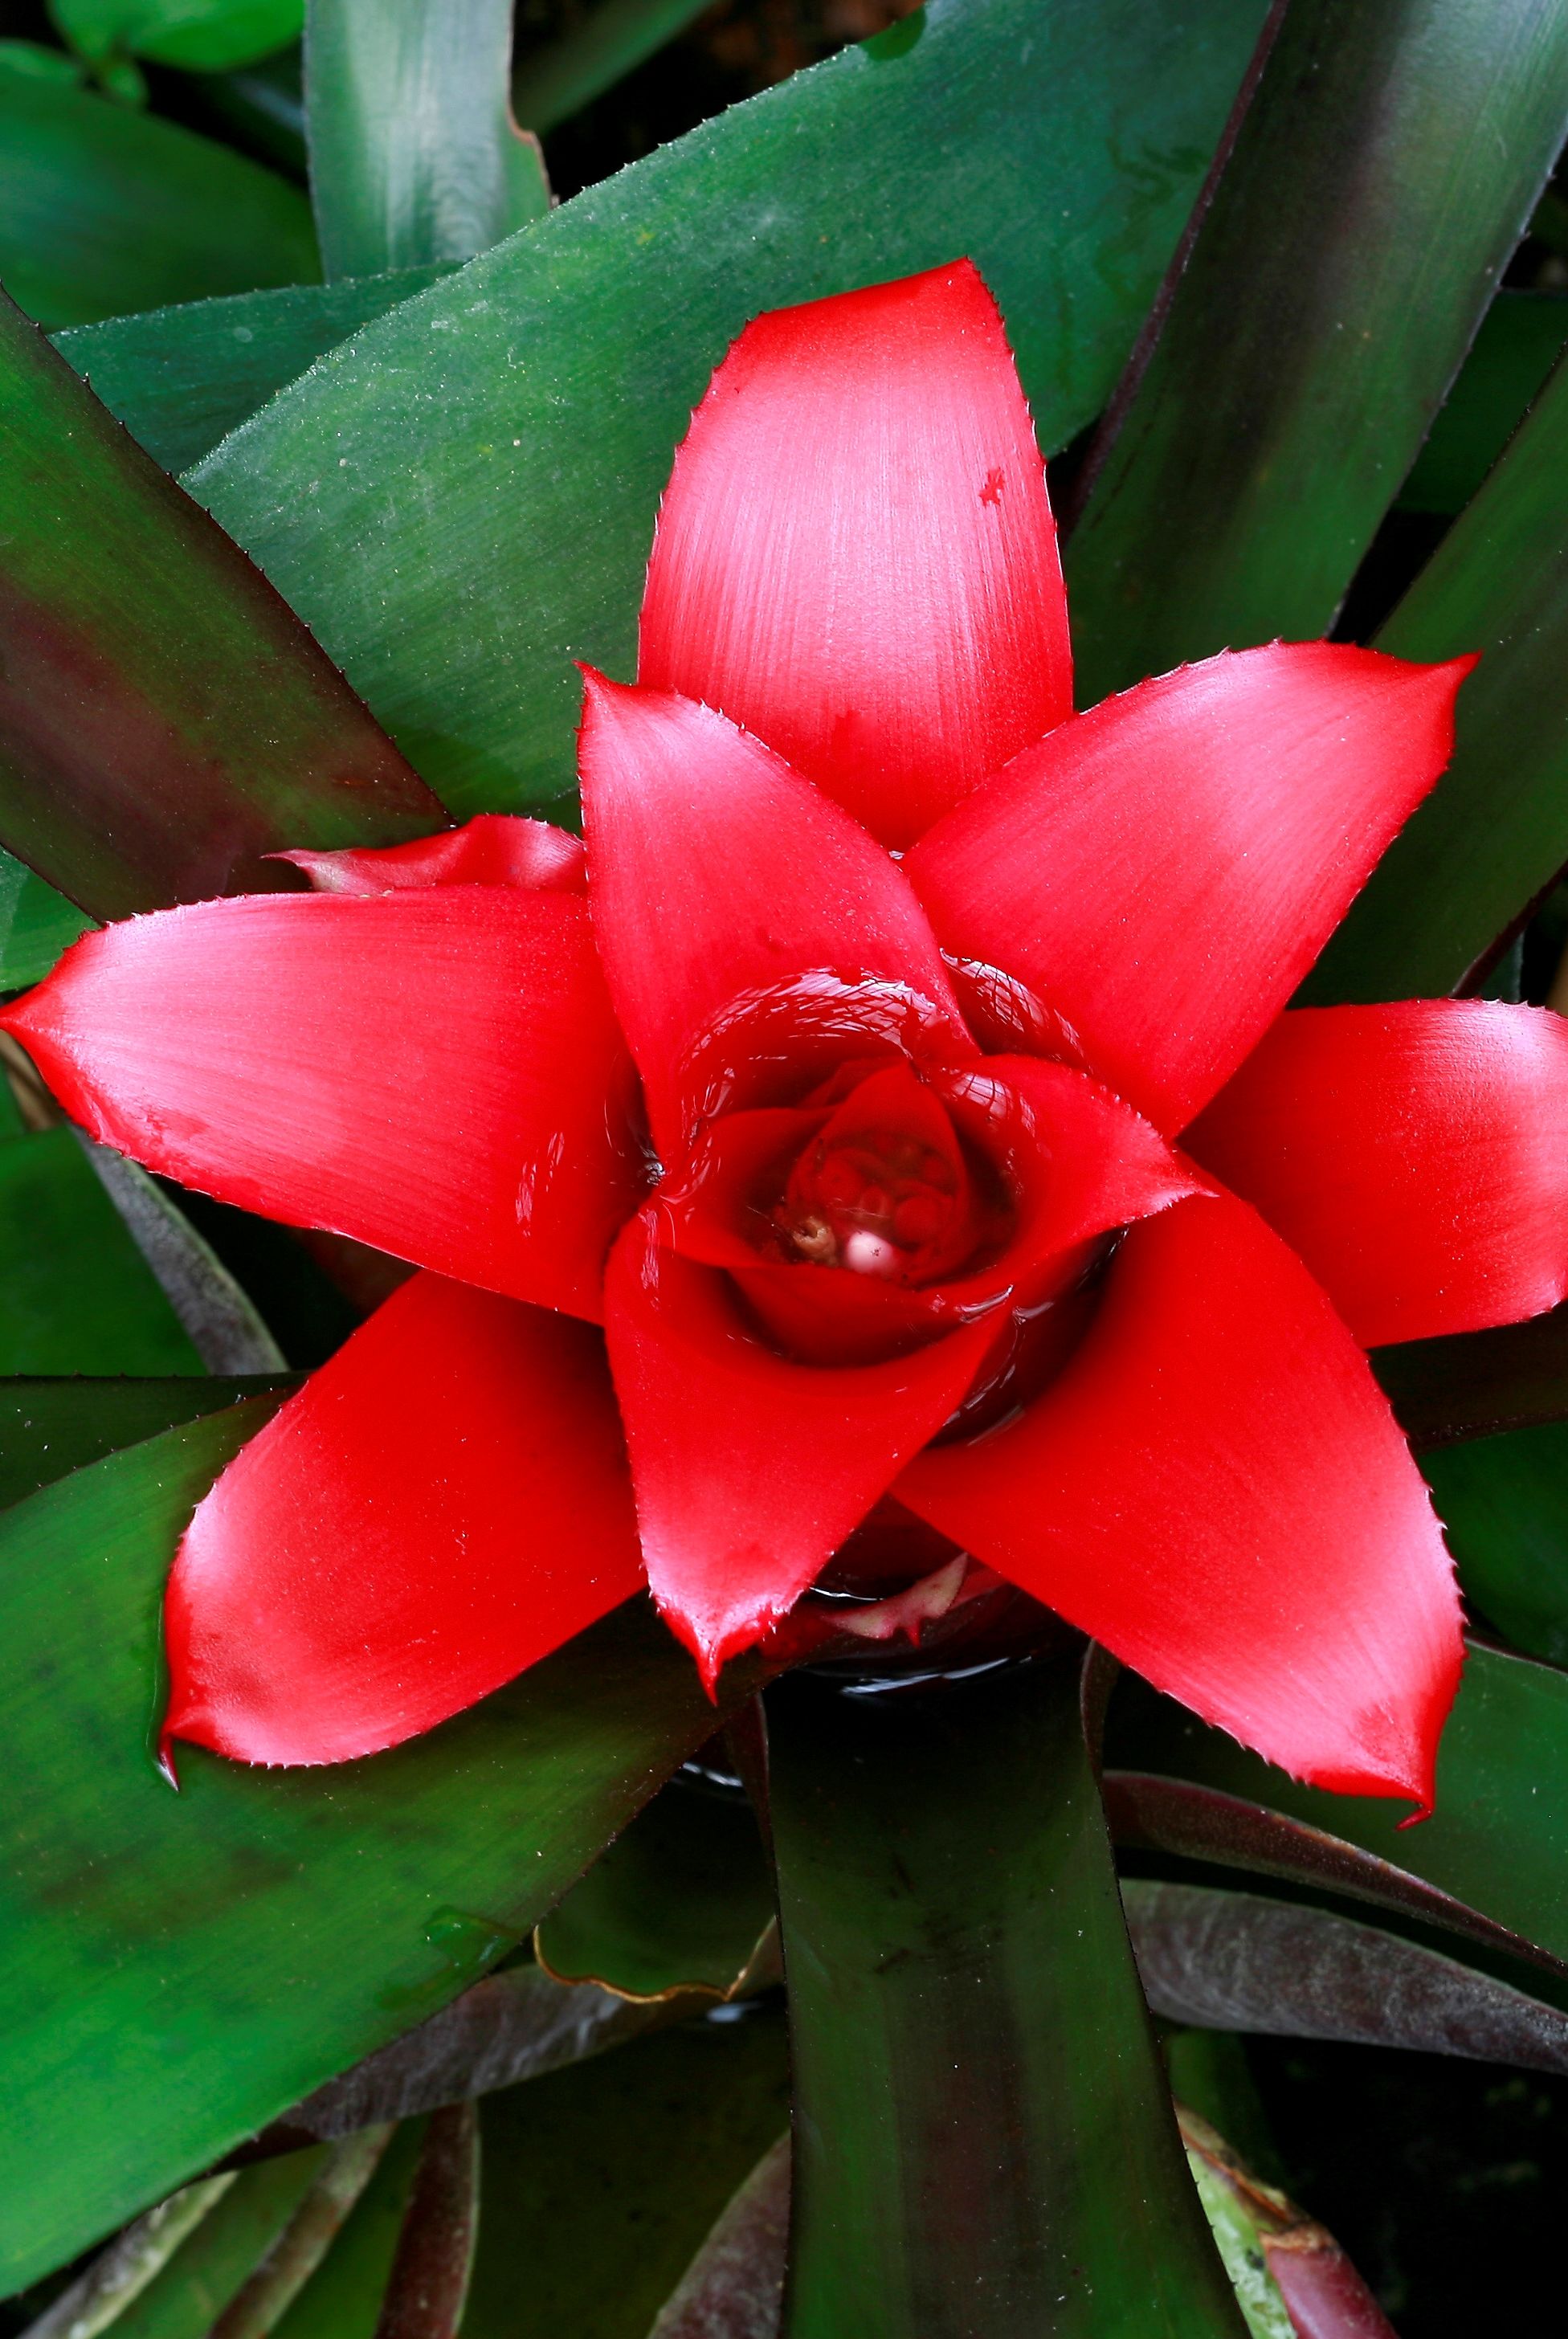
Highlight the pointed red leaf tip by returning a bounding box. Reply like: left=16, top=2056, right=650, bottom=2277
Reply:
left=277, top=814, right=586, bottom=894
left=577, top=671, right=968, bottom=1157
left=905, top=644, right=1477, bottom=1133
left=602, top=1213, right=998, bottom=1690
left=0, top=888, right=640, bottom=1321
left=1190, top=1002, right=1568, bottom=1348
left=898, top=1194, right=1464, bottom=1803
left=638, top=259, right=1072, bottom=849
left=163, top=1274, right=643, bottom=1766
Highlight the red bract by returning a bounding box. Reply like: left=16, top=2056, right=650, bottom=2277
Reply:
left=15, top=256, right=1550, bottom=1807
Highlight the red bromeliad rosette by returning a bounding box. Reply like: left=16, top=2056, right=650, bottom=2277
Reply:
left=12, top=259, right=1563, bottom=1810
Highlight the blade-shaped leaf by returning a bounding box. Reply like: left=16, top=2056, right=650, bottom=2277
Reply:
left=0, top=70, right=319, bottom=333
left=0, top=1374, right=296, bottom=1509
left=511, top=0, right=712, bottom=135
left=766, top=1650, right=1247, bottom=2337
left=1372, top=1304, right=1568, bottom=1447
left=51, top=269, right=455, bottom=477
left=1064, top=0, right=1568, bottom=704
left=188, top=0, right=1272, bottom=820
left=0, top=1127, right=203, bottom=1373
left=208, top=2130, right=394, bottom=2339
left=304, top=0, right=548, bottom=279
left=80, top=1142, right=288, bottom=1372
left=1305, top=345, right=1568, bottom=1002
left=645, top=2133, right=790, bottom=2339
left=1177, top=2108, right=1395, bottom=2339
left=0, top=1406, right=738, bottom=2291
left=1125, top=1879, right=1568, bottom=2071
left=535, top=1774, right=774, bottom=2002
left=17, top=2177, right=238, bottom=2339
left=269, top=2122, right=427, bottom=2339
left=460, top=2014, right=790, bottom=2339
left=275, top=1964, right=687, bottom=2143
left=53, top=0, right=306, bottom=73
left=0, top=847, right=92, bottom=986
left=80, top=2152, right=330, bottom=2339
left=370, top=2104, right=477, bottom=2339
left=0, top=293, right=447, bottom=919
left=1422, top=1423, right=1568, bottom=1665
left=1399, top=288, right=1568, bottom=516
left=1107, top=1641, right=1568, bottom=1971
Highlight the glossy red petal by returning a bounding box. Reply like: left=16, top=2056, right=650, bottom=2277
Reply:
left=279, top=814, right=585, bottom=894
left=898, top=1193, right=1463, bottom=1802
left=1188, top=1002, right=1568, bottom=1347
left=905, top=645, right=1475, bottom=1131
left=602, top=1212, right=996, bottom=1687
left=659, top=1056, right=1202, bottom=1363
left=578, top=672, right=966, bottom=1154
left=164, top=1274, right=644, bottom=1766
left=1, top=889, right=640, bottom=1321
left=638, top=260, right=1072, bottom=848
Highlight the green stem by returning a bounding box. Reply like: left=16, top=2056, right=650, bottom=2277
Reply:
left=766, top=1649, right=1248, bottom=2337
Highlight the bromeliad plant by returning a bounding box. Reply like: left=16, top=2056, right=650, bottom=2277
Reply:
left=10, top=1, right=1568, bottom=2334
left=6, top=254, right=1498, bottom=1801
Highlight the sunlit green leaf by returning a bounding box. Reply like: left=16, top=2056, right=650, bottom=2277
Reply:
left=51, top=268, right=452, bottom=475
left=0, top=1406, right=737, bottom=2290
left=189, top=0, right=1270, bottom=818
left=304, top=0, right=548, bottom=279
left=0, top=847, right=92, bottom=987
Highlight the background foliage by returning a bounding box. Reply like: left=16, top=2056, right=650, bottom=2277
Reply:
left=6, top=1, right=1568, bottom=2333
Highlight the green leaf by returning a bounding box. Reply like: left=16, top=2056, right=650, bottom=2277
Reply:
left=1422, top=1423, right=1568, bottom=1666
left=460, top=2013, right=791, bottom=2339
left=0, top=847, right=92, bottom=986
left=1109, top=1641, right=1568, bottom=1972
left=0, top=74, right=319, bottom=332
left=1399, top=288, right=1568, bottom=516
left=14, top=2174, right=238, bottom=2339
left=0, top=1406, right=737, bottom=2291
left=51, top=268, right=454, bottom=476
left=189, top=0, right=1272, bottom=820
left=0, top=294, right=447, bottom=920
left=75, top=1145, right=288, bottom=1373
left=1305, top=346, right=1568, bottom=1002
left=52, top=0, right=306, bottom=74
left=1064, top=0, right=1568, bottom=705
left=645, top=2135, right=789, bottom=2339
left=270, top=2121, right=427, bottom=2339
left=0, top=38, right=85, bottom=83
left=0, top=1374, right=295, bottom=1510
left=1371, top=1305, right=1568, bottom=1447
left=535, top=1774, right=775, bottom=2001
left=304, top=0, right=549, bottom=279
left=766, top=1650, right=1247, bottom=2337
left=0, top=1128, right=203, bottom=1373
left=105, top=2152, right=329, bottom=2339
left=199, top=2129, right=394, bottom=2339
left=511, top=0, right=712, bottom=135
